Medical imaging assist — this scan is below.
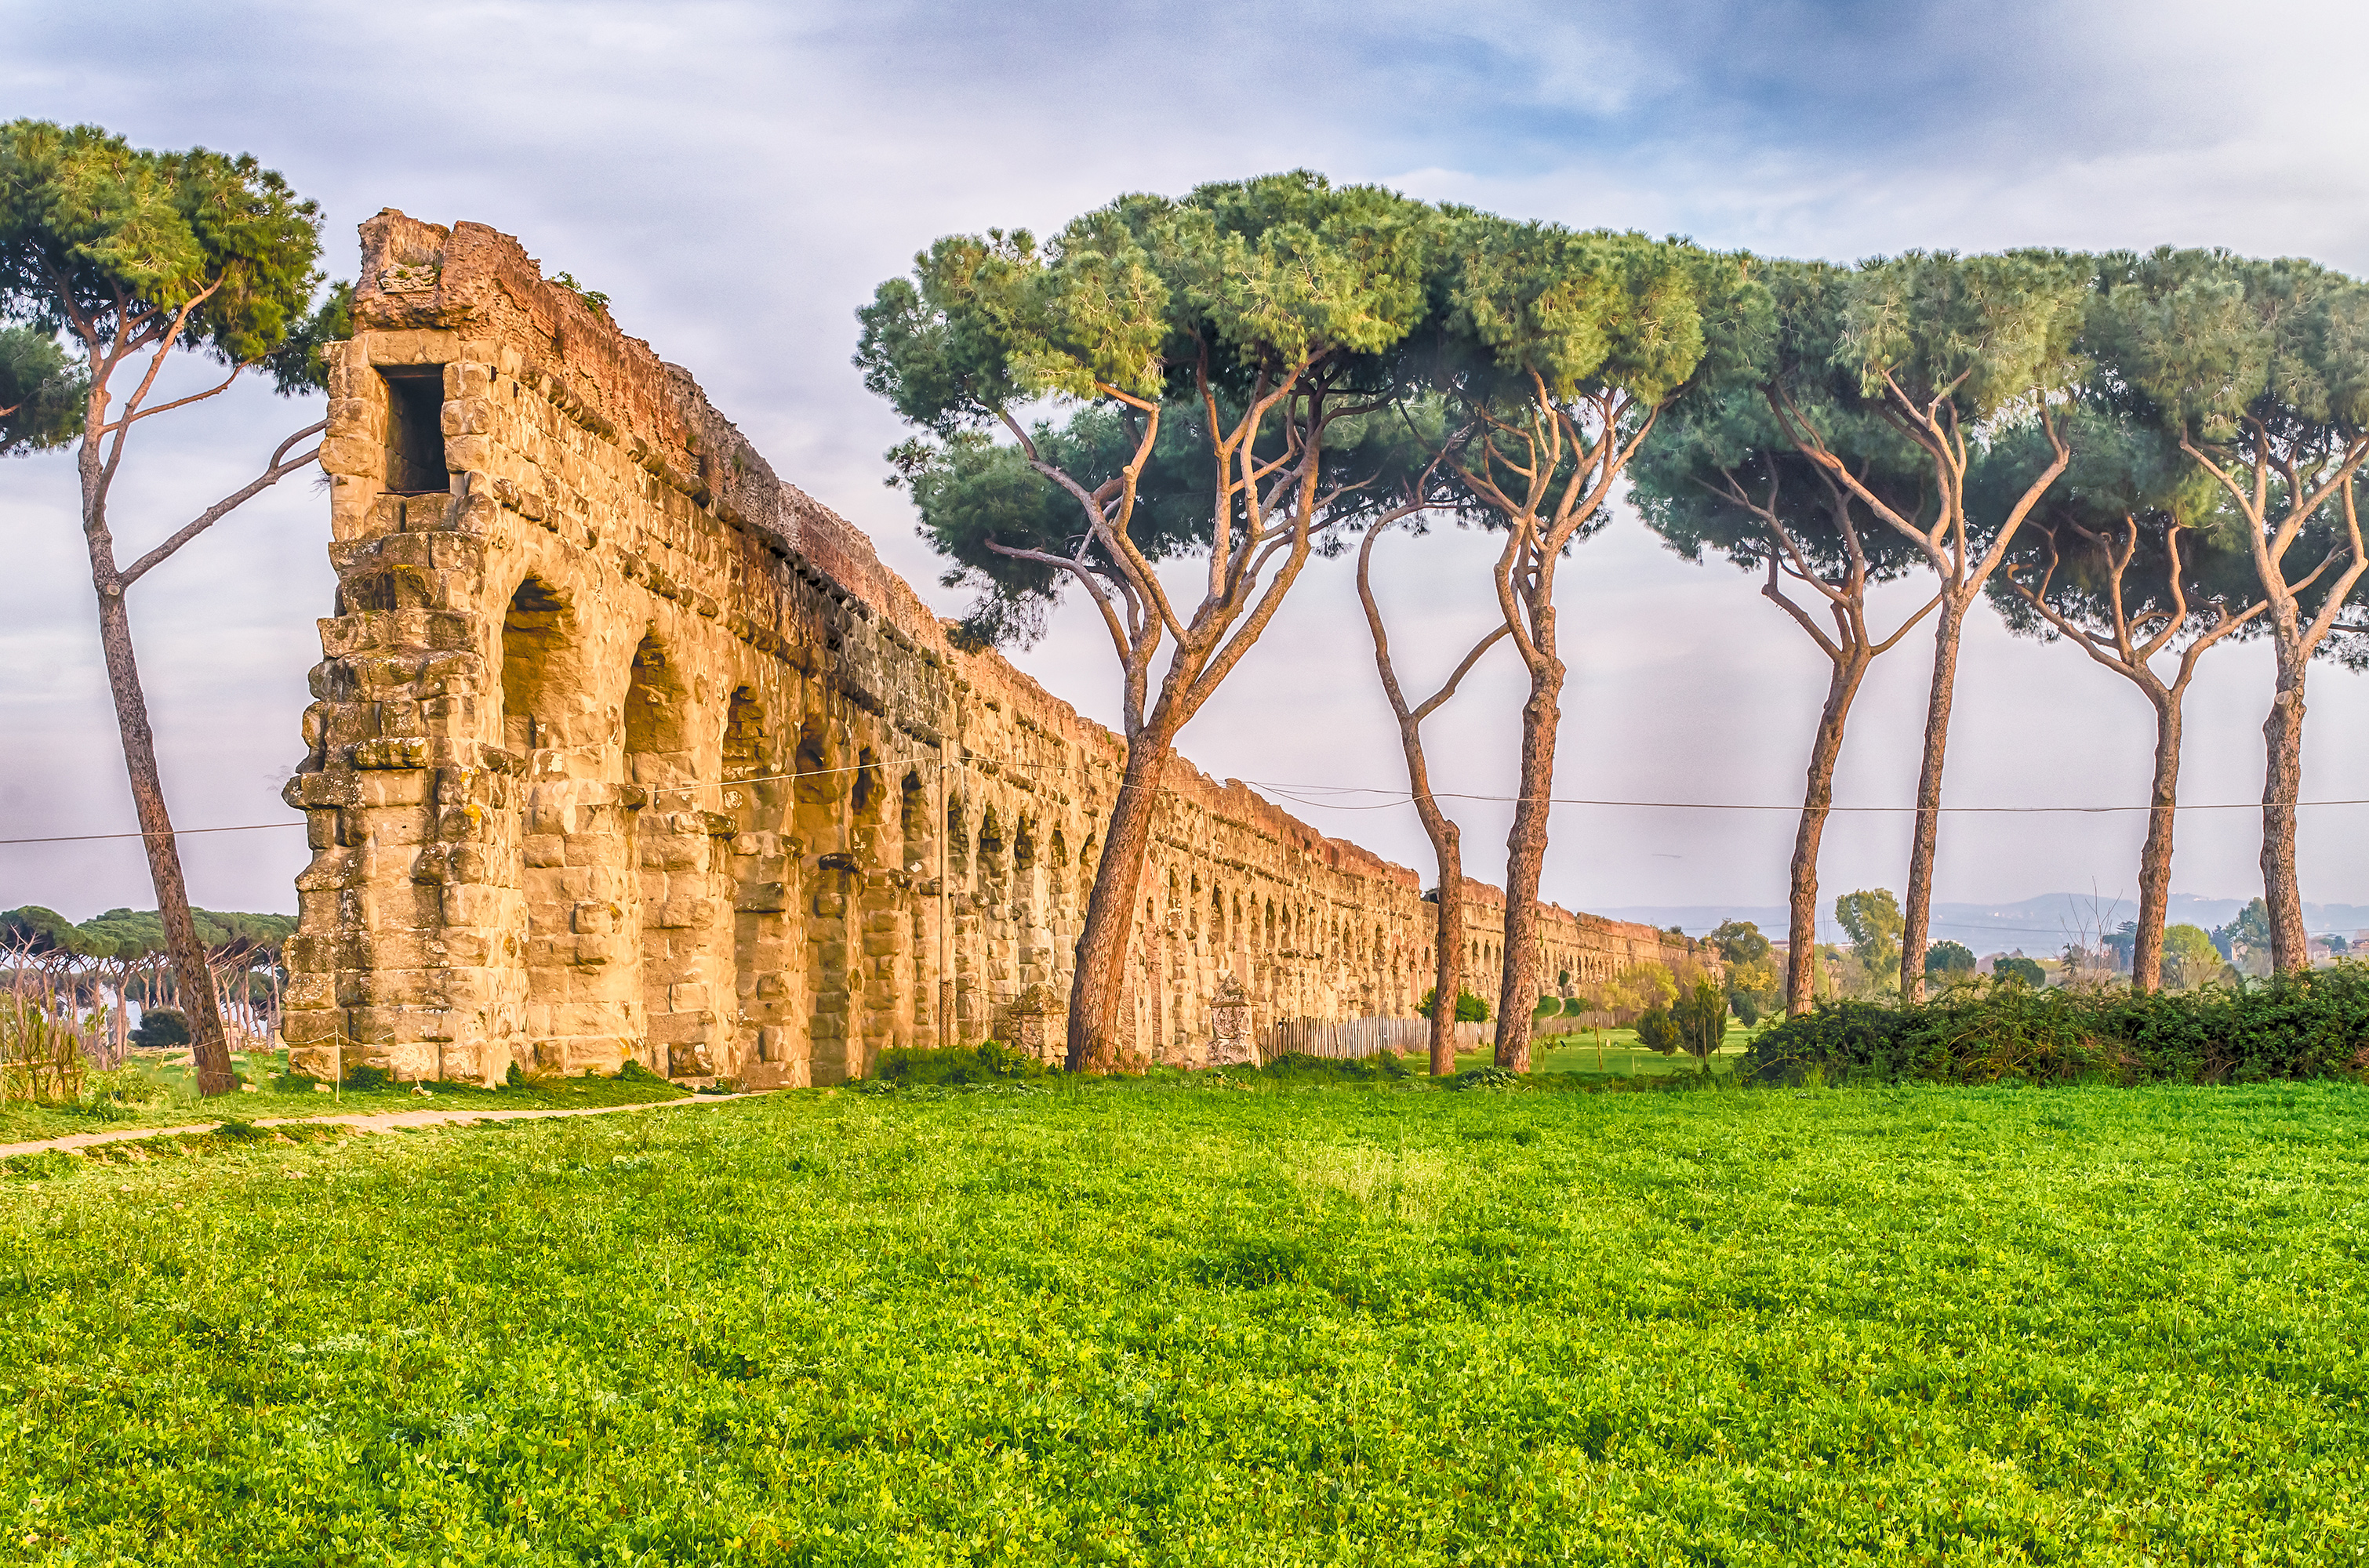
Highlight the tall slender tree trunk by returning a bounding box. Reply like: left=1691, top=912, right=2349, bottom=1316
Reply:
left=1789, top=651, right=1872, bottom=1014
left=1495, top=633, right=1563, bottom=1072
left=78, top=450, right=236, bottom=1098
left=1416, top=815, right=1466, bottom=1079
left=2131, top=689, right=2183, bottom=994
left=2261, top=630, right=2310, bottom=974
left=1064, top=733, right=1176, bottom=1070
left=1899, top=596, right=1968, bottom=1003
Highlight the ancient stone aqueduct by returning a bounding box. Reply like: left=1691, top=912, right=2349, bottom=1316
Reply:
left=278, top=212, right=1709, bottom=1085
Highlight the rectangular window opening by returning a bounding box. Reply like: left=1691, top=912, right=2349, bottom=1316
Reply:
left=377, top=365, right=449, bottom=494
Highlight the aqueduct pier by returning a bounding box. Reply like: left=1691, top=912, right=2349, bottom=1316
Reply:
left=278, top=211, right=1706, bottom=1085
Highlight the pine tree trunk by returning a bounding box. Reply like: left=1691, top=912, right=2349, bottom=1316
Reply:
left=1396, top=693, right=1468, bottom=1076
left=1495, top=640, right=1564, bottom=1073
left=2260, top=634, right=2310, bottom=974
left=1899, top=597, right=1968, bottom=1004
left=1422, top=833, right=1465, bottom=1079
left=1789, top=651, right=1871, bottom=1014
left=2131, top=688, right=2182, bottom=995
left=78, top=450, right=237, bottom=1098
left=1063, top=733, right=1175, bottom=1071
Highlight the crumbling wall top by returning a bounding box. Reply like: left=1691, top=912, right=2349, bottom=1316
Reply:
left=351, top=209, right=950, bottom=658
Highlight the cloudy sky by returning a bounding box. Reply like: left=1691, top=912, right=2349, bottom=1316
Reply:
left=7, top=0, right=2369, bottom=935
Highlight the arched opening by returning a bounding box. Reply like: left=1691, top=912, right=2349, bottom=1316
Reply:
left=496, top=575, right=625, bottom=1079
left=500, top=577, right=576, bottom=757
left=627, top=631, right=716, bottom=1079
left=723, top=688, right=801, bottom=1086
left=852, top=747, right=883, bottom=822
left=792, top=720, right=834, bottom=805
left=945, top=793, right=970, bottom=876
left=722, top=687, right=768, bottom=781
left=625, top=633, right=691, bottom=789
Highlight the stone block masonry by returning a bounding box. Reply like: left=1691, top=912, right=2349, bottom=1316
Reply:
left=279, top=210, right=1710, bottom=1086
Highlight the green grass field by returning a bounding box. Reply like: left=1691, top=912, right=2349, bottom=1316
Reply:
left=5, top=1072, right=2365, bottom=1564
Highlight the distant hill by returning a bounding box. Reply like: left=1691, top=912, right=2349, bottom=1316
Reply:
left=1597, top=895, right=2369, bottom=955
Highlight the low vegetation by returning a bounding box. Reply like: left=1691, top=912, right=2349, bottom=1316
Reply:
left=3, top=1071, right=2364, bottom=1563
left=1747, top=964, right=2369, bottom=1085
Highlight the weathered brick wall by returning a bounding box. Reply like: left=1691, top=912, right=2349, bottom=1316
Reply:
left=278, top=211, right=1710, bottom=1085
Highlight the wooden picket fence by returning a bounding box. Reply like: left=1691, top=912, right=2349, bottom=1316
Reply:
left=1256, top=1011, right=1630, bottom=1064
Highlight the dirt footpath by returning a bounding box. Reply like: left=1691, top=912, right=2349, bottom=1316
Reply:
left=0, top=1091, right=768, bottom=1162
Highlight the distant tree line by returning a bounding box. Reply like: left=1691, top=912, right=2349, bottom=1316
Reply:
left=1, top=904, right=295, bottom=1066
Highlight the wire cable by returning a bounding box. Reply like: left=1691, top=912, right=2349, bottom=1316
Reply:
left=11, top=754, right=2368, bottom=847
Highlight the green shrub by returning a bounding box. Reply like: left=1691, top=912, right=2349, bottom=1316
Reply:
left=340, top=1063, right=393, bottom=1091
left=1995, top=955, right=2046, bottom=987
left=1259, top=1051, right=1410, bottom=1083
left=874, top=1041, right=1048, bottom=1087
left=75, top=1067, right=165, bottom=1117
left=129, top=1007, right=190, bottom=1051
left=1673, top=977, right=1727, bottom=1064
left=1419, top=987, right=1491, bottom=1022
left=615, top=1060, right=670, bottom=1087
left=1924, top=939, right=1978, bottom=975
left=1634, top=1007, right=1681, bottom=1055
left=1743, top=963, right=2369, bottom=1086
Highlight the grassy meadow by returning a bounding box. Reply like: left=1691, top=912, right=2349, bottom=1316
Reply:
left=4, top=1069, right=2366, bottom=1564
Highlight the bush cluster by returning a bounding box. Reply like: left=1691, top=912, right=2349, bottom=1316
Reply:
left=1744, top=966, right=2369, bottom=1086
left=873, top=1040, right=1049, bottom=1087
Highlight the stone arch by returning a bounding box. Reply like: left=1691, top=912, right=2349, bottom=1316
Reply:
left=851, top=746, right=884, bottom=822
left=792, top=717, right=838, bottom=806
left=722, top=686, right=768, bottom=781
left=722, top=688, right=801, bottom=1084
left=976, top=806, right=1006, bottom=889
left=946, top=793, right=970, bottom=875
left=899, top=770, right=930, bottom=870
left=500, top=573, right=633, bottom=1076
left=624, top=632, right=692, bottom=788
left=498, top=575, right=583, bottom=757
left=627, top=629, right=722, bottom=1079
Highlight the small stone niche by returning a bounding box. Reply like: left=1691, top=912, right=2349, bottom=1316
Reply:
left=377, top=365, right=448, bottom=494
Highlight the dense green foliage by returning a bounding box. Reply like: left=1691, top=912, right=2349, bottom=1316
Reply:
left=1994, top=955, right=2047, bottom=988
left=0, top=322, right=78, bottom=452
left=0, top=119, right=331, bottom=379
left=871, top=1041, right=1049, bottom=1087
left=127, top=1007, right=188, bottom=1051
left=3, top=1080, right=2365, bottom=1563
left=1746, top=964, right=2369, bottom=1085
left=1924, top=939, right=1977, bottom=975
left=1417, top=985, right=1490, bottom=1022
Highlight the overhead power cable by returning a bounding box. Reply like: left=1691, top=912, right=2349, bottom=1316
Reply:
left=10, top=757, right=2369, bottom=848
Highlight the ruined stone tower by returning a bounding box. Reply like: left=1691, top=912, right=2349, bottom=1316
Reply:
left=277, top=212, right=1706, bottom=1085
